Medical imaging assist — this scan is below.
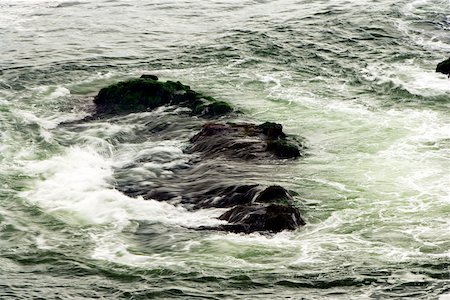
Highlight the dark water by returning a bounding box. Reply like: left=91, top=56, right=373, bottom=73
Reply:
left=0, top=0, right=449, bottom=299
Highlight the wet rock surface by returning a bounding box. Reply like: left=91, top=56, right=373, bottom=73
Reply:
left=217, top=204, right=305, bottom=233
left=188, top=122, right=305, bottom=159
left=436, top=57, right=450, bottom=76
left=92, top=76, right=233, bottom=118
left=82, top=77, right=307, bottom=233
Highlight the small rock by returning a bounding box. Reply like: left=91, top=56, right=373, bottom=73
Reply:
left=255, top=185, right=292, bottom=204
left=436, top=58, right=450, bottom=75
left=218, top=204, right=305, bottom=233
left=140, top=74, right=159, bottom=81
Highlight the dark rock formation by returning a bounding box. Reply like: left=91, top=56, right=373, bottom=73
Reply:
left=182, top=184, right=259, bottom=209
left=88, top=76, right=306, bottom=234
left=181, top=184, right=294, bottom=209
left=93, top=76, right=233, bottom=117
left=185, top=184, right=304, bottom=233
left=214, top=184, right=304, bottom=233
left=255, top=185, right=292, bottom=203
left=119, top=171, right=304, bottom=233
left=218, top=204, right=305, bottom=233
left=187, top=122, right=305, bottom=159
left=436, top=58, right=450, bottom=76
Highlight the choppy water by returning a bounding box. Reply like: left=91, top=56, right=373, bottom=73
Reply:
left=1, top=0, right=449, bottom=299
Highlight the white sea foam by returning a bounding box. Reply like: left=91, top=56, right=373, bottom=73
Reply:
left=15, top=110, right=60, bottom=130
left=257, top=76, right=372, bottom=117
left=396, top=0, right=450, bottom=51
left=35, top=234, right=53, bottom=250
left=0, top=0, right=448, bottom=296
left=13, top=108, right=88, bottom=143
left=401, top=0, right=432, bottom=17
left=20, top=145, right=226, bottom=265
left=440, top=293, right=450, bottom=300
left=362, top=63, right=450, bottom=97
left=29, top=85, right=70, bottom=98
left=48, top=86, right=70, bottom=99
left=22, top=146, right=225, bottom=227
left=396, top=18, right=450, bottom=51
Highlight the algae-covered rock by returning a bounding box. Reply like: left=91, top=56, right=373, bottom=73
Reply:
left=267, top=139, right=301, bottom=158
left=93, top=76, right=233, bottom=117
left=192, top=100, right=233, bottom=117
left=255, top=185, right=293, bottom=204
left=257, top=122, right=285, bottom=139
left=94, top=78, right=189, bottom=114
left=258, top=122, right=301, bottom=158
left=436, top=58, right=450, bottom=75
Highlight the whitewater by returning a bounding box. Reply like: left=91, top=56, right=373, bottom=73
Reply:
left=0, top=0, right=449, bottom=299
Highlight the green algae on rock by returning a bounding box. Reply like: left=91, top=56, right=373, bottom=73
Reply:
left=192, top=100, right=233, bottom=117
left=94, top=75, right=233, bottom=117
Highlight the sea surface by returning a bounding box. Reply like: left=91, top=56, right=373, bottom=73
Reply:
left=0, top=0, right=449, bottom=299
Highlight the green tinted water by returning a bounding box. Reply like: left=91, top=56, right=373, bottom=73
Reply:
left=0, top=0, right=449, bottom=299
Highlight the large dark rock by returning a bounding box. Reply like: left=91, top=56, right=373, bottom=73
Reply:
left=187, top=122, right=305, bottom=159
left=215, top=185, right=303, bottom=234
left=436, top=58, right=450, bottom=75
left=218, top=204, right=305, bottom=233
left=119, top=175, right=305, bottom=233
left=87, top=76, right=306, bottom=234
left=93, top=76, right=233, bottom=117
left=192, top=185, right=304, bottom=233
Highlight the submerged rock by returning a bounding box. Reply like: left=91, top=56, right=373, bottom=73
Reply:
left=188, top=122, right=305, bottom=159
left=93, top=76, right=233, bottom=117
left=436, top=58, right=450, bottom=76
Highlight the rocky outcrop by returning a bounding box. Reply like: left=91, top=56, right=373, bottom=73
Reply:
left=91, top=76, right=306, bottom=234
left=93, top=75, right=233, bottom=117
left=436, top=58, right=450, bottom=76
left=188, top=122, right=305, bottom=159
left=193, top=185, right=305, bottom=233
left=218, top=204, right=305, bottom=233
left=122, top=181, right=304, bottom=233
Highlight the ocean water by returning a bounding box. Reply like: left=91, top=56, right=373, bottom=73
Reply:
left=0, top=0, right=449, bottom=299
